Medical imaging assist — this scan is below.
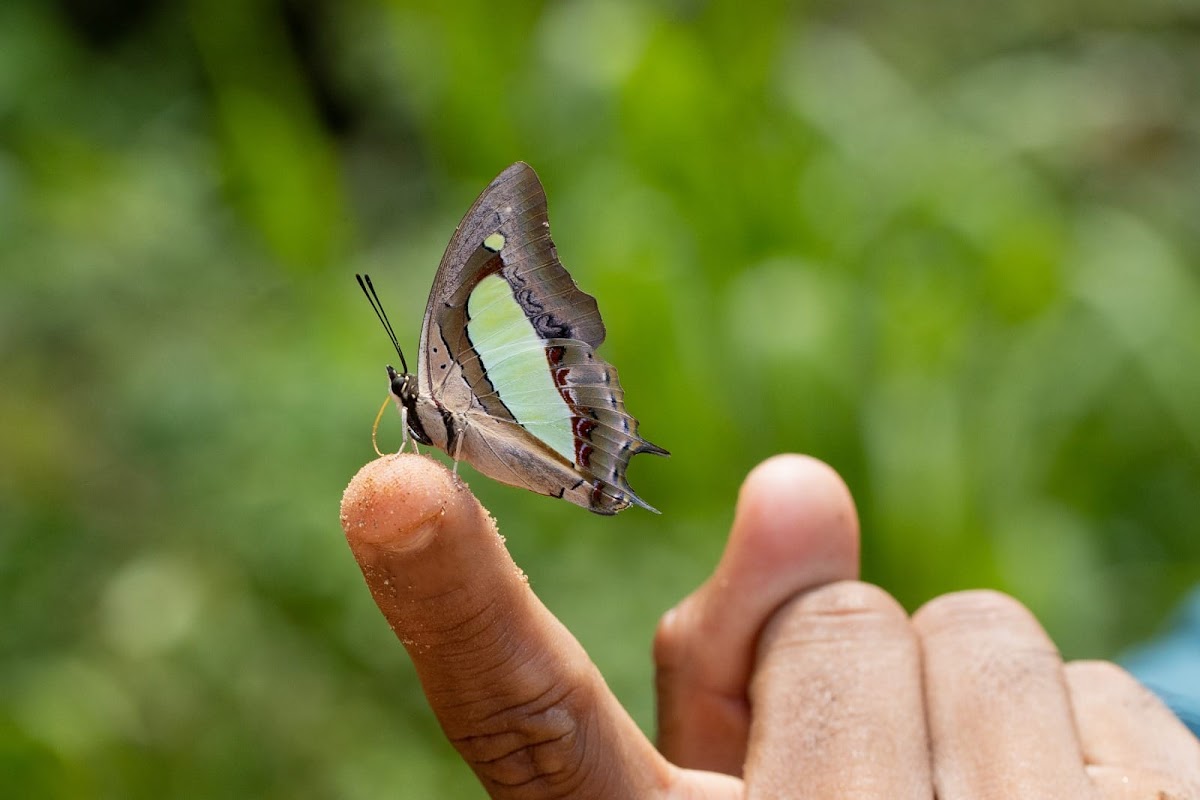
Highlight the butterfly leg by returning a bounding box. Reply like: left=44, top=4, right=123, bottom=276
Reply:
left=399, top=405, right=410, bottom=454
left=451, top=414, right=466, bottom=475
left=395, top=405, right=421, bottom=455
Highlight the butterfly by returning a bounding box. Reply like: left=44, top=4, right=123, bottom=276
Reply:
left=357, top=162, right=667, bottom=515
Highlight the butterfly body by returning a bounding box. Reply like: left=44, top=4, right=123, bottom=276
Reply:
left=372, top=162, right=666, bottom=515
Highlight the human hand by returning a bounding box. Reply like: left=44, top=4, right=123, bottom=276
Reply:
left=340, top=454, right=1200, bottom=798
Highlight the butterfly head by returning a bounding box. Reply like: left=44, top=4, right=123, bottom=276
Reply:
left=386, top=365, right=419, bottom=404
left=386, top=365, right=433, bottom=446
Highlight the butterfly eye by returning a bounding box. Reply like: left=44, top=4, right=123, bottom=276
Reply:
left=390, top=376, right=406, bottom=397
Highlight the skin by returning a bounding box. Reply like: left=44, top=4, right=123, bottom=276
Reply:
left=340, top=454, right=1200, bottom=799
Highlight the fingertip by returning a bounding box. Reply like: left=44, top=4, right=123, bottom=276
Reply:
left=340, top=454, right=471, bottom=553
left=338, top=453, right=511, bottom=655
left=729, top=454, right=860, bottom=574
left=739, top=455, right=857, bottom=530
left=742, top=453, right=824, bottom=485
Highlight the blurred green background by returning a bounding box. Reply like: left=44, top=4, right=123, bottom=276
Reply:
left=3, top=0, right=1198, bottom=796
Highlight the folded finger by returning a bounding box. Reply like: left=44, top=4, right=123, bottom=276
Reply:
left=914, top=591, right=1098, bottom=800
left=1066, top=660, right=1200, bottom=798
left=744, top=581, right=930, bottom=799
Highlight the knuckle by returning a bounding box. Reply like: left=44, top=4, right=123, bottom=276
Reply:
left=761, top=580, right=911, bottom=654
left=1066, top=659, right=1162, bottom=710
left=652, top=603, right=688, bottom=672
left=451, top=680, right=597, bottom=796
left=1065, top=658, right=1134, bottom=688
left=800, top=580, right=908, bottom=619
left=914, top=591, right=1062, bottom=692
left=912, top=589, right=1042, bottom=640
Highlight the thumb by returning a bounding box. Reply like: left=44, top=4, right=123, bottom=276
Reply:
left=341, top=455, right=687, bottom=799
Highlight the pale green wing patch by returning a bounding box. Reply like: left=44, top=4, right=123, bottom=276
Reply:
left=466, top=274, right=575, bottom=462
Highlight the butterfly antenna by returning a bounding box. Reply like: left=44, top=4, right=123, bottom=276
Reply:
left=356, top=273, right=409, bottom=374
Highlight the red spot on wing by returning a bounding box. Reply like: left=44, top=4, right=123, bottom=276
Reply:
left=547, top=345, right=603, bottom=475
left=573, top=418, right=597, bottom=440
left=572, top=418, right=598, bottom=468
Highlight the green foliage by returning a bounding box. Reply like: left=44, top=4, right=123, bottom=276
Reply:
left=2, top=0, right=1198, bottom=796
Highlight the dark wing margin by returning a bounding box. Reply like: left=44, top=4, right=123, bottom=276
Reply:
left=419, top=163, right=607, bottom=392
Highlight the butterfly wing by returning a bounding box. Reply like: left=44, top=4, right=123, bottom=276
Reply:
left=415, top=162, right=666, bottom=515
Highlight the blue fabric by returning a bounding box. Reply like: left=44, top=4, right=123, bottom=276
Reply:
left=1123, top=587, right=1200, bottom=738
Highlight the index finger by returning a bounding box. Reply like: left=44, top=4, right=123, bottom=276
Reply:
left=340, top=455, right=672, bottom=799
